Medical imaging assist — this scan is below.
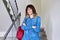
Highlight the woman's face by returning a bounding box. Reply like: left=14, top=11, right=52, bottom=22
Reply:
left=27, top=7, right=33, bottom=15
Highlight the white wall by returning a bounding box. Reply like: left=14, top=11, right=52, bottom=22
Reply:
left=50, top=0, right=60, bottom=40
left=41, top=0, right=60, bottom=40
left=40, top=0, right=53, bottom=40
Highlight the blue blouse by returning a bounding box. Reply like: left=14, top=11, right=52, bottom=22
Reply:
left=21, top=16, right=41, bottom=40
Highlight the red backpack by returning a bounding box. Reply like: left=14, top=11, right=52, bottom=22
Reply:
left=16, top=26, right=24, bottom=40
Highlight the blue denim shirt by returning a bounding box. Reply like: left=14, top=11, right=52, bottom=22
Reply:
left=21, top=16, right=41, bottom=40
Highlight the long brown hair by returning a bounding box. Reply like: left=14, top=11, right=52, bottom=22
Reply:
left=25, top=4, right=37, bottom=18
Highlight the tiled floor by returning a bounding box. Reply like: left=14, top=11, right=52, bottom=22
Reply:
left=0, top=28, right=47, bottom=40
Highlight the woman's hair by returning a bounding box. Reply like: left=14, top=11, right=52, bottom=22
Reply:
left=25, top=4, right=37, bottom=18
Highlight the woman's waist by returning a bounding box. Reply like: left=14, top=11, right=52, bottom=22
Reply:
left=24, top=29, right=38, bottom=34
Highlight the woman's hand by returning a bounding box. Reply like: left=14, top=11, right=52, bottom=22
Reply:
left=32, top=26, right=36, bottom=28
left=23, top=23, right=26, bottom=26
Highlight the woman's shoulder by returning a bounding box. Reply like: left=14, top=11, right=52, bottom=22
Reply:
left=36, top=16, right=41, bottom=19
left=36, top=16, right=41, bottom=22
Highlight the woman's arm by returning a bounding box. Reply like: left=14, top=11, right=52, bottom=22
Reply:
left=21, top=17, right=30, bottom=30
left=32, top=16, right=41, bottom=32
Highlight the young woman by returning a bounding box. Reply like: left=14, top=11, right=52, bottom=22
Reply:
left=21, top=4, right=41, bottom=40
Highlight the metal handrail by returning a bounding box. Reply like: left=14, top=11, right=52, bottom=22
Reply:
left=2, top=0, right=17, bottom=29
left=3, top=13, right=21, bottom=40
left=2, top=0, right=20, bottom=40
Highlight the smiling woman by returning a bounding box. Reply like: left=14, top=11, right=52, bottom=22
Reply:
left=21, top=4, right=41, bottom=40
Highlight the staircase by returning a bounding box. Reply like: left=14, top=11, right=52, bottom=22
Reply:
left=0, top=0, right=47, bottom=40
left=40, top=28, right=47, bottom=40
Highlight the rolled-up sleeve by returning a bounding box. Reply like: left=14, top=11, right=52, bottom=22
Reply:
left=33, top=16, right=41, bottom=32
left=21, top=17, right=31, bottom=30
left=21, top=17, right=26, bottom=30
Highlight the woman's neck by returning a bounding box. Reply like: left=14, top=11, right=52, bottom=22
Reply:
left=30, top=14, right=33, bottom=18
